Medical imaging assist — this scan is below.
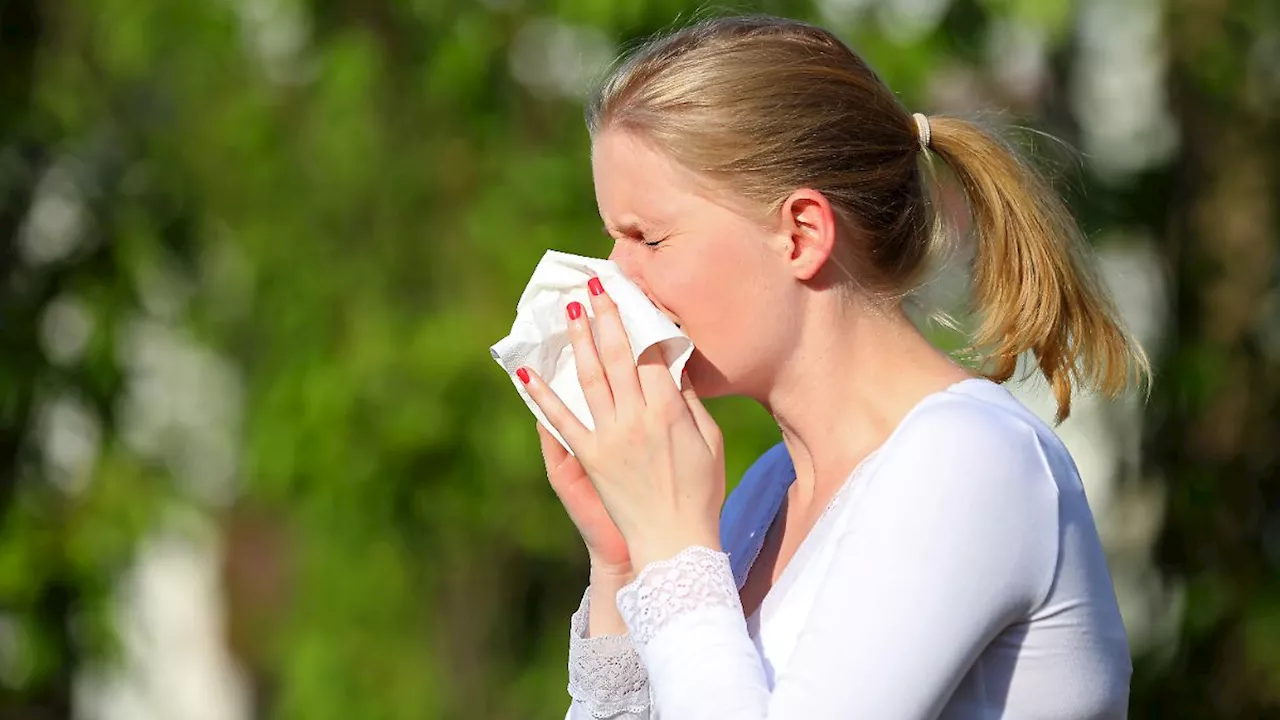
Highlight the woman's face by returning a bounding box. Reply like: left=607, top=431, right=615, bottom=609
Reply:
left=591, top=130, right=801, bottom=399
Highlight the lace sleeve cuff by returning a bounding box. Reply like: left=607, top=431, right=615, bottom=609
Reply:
left=567, top=589, right=650, bottom=718
left=616, top=546, right=742, bottom=648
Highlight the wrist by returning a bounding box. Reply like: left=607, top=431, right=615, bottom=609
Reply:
left=588, top=559, right=635, bottom=588
left=629, top=532, right=722, bottom=574
left=585, top=573, right=631, bottom=638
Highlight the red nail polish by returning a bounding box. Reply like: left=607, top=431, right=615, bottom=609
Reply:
left=516, top=368, right=530, bottom=384
left=567, top=301, right=583, bottom=320
left=588, top=277, right=604, bottom=296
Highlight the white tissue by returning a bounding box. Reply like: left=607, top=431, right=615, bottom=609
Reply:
left=490, top=250, right=695, bottom=452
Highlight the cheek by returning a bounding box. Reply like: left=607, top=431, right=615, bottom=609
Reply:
left=679, top=281, right=773, bottom=397
left=664, top=257, right=770, bottom=349
left=670, top=246, right=792, bottom=392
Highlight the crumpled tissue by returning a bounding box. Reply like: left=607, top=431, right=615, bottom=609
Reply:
left=490, top=250, right=694, bottom=452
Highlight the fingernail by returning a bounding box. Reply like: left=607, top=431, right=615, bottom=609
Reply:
left=516, top=367, right=530, bottom=384
left=567, top=301, right=584, bottom=320
left=588, top=277, right=604, bottom=296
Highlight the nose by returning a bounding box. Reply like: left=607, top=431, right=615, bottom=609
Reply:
left=606, top=244, right=671, bottom=322
left=606, top=239, right=626, bottom=266
left=607, top=241, right=638, bottom=279
left=607, top=242, right=655, bottom=295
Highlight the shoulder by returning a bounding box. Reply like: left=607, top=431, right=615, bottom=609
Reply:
left=904, top=386, right=1042, bottom=442
left=720, top=442, right=793, bottom=585
left=843, top=389, right=1064, bottom=607
left=865, top=389, right=1062, bottom=521
left=723, top=441, right=791, bottom=518
left=721, top=442, right=791, bottom=537
left=891, top=389, right=1054, bottom=476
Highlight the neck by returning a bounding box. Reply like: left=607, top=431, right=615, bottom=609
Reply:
left=758, top=300, right=971, bottom=510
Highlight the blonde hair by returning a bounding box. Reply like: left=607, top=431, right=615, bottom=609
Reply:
left=587, top=15, right=1148, bottom=422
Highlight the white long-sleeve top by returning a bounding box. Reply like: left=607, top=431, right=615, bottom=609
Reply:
left=565, top=378, right=1131, bottom=719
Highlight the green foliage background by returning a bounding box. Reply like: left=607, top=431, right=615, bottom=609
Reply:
left=0, top=0, right=1276, bottom=718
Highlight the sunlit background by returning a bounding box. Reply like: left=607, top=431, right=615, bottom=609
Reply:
left=1, top=0, right=1277, bottom=718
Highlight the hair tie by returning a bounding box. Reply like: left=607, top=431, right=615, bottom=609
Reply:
left=913, top=112, right=931, bottom=152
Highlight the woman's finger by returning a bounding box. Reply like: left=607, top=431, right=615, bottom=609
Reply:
left=679, top=370, right=723, bottom=451
left=536, top=422, right=570, bottom=470
left=566, top=300, right=616, bottom=426
left=636, top=345, right=687, bottom=421
left=537, top=423, right=587, bottom=505
left=586, top=278, right=645, bottom=413
left=520, top=367, right=590, bottom=452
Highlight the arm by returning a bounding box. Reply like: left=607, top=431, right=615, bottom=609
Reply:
left=616, top=402, right=1060, bottom=719
left=563, top=439, right=786, bottom=720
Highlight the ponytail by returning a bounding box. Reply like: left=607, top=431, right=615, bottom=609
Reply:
left=926, top=117, right=1150, bottom=422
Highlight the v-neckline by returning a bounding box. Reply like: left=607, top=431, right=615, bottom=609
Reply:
left=742, top=456, right=863, bottom=623
left=740, top=377, right=992, bottom=623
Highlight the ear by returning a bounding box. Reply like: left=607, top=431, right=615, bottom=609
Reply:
left=775, top=189, right=838, bottom=281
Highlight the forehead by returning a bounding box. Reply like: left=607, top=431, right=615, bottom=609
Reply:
left=590, top=130, right=708, bottom=228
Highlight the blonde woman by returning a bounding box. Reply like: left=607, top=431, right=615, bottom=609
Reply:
left=517, top=14, right=1145, bottom=719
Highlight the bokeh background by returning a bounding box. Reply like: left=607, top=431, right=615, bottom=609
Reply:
left=1, top=0, right=1277, bottom=718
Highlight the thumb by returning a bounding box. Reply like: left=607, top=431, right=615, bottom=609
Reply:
left=680, top=370, right=722, bottom=451
left=536, top=423, right=570, bottom=466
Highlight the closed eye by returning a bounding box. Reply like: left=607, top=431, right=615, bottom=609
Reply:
left=603, top=221, right=666, bottom=249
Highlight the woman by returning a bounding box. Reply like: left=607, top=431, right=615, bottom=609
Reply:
left=516, top=14, right=1146, bottom=719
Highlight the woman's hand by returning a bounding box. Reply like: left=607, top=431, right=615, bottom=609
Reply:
left=536, top=423, right=632, bottom=579
left=519, top=278, right=725, bottom=571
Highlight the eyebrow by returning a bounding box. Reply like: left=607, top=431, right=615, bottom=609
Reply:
left=603, top=219, right=653, bottom=238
